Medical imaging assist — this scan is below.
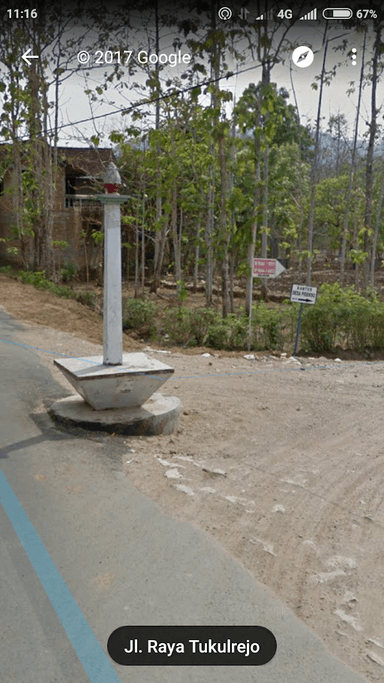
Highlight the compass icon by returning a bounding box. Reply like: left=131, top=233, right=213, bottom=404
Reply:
left=292, top=46, right=314, bottom=68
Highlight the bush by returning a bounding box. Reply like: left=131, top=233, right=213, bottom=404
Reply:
left=123, top=298, right=157, bottom=338
left=0, top=266, right=12, bottom=275
left=189, top=308, right=220, bottom=346
left=252, top=302, right=283, bottom=350
left=204, top=314, right=248, bottom=350
left=370, top=305, right=384, bottom=348
left=300, top=284, right=344, bottom=352
left=18, top=270, right=74, bottom=297
left=301, top=283, right=384, bottom=353
left=61, top=262, right=77, bottom=283
left=75, top=290, right=97, bottom=307
left=206, top=320, right=231, bottom=349
left=18, top=270, right=48, bottom=287
left=163, top=306, right=193, bottom=345
left=163, top=308, right=250, bottom=350
left=164, top=305, right=290, bottom=352
left=226, top=315, right=249, bottom=350
left=0, top=265, right=12, bottom=275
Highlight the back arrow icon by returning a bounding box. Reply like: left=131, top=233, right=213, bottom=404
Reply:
left=22, top=48, right=39, bottom=66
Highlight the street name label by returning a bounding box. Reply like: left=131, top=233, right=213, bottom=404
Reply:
left=290, top=284, right=317, bottom=304
left=108, top=625, right=277, bottom=666
left=253, top=258, right=285, bottom=279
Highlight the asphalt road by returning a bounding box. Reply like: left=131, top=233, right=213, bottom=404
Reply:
left=0, top=310, right=369, bottom=683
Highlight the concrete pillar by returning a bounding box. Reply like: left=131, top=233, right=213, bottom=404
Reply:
left=102, top=161, right=124, bottom=366
left=103, top=199, right=123, bottom=365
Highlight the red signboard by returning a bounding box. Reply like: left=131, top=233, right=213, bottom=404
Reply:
left=253, top=258, right=277, bottom=277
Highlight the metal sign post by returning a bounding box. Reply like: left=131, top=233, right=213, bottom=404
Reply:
left=290, top=284, right=318, bottom=356
left=293, top=304, right=304, bottom=356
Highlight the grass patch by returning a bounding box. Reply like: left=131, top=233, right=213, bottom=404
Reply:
left=16, top=270, right=97, bottom=308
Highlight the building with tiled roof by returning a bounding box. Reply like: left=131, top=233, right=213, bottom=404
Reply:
left=0, top=146, right=115, bottom=274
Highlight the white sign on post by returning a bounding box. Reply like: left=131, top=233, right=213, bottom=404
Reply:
left=290, top=284, right=317, bottom=305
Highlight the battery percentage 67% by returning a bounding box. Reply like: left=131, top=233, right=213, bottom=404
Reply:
left=356, top=9, right=377, bottom=18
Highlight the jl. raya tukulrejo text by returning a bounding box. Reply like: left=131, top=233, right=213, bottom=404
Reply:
left=124, top=638, right=261, bottom=657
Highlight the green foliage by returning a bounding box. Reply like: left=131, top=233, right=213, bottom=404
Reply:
left=350, top=249, right=368, bottom=265
left=176, top=280, right=187, bottom=302
left=301, top=283, right=384, bottom=353
left=300, top=284, right=348, bottom=352
left=52, top=240, right=70, bottom=250
left=60, top=262, right=77, bottom=283
left=18, top=270, right=77, bottom=298
left=16, top=270, right=96, bottom=308
left=0, top=265, right=12, bottom=274
left=234, top=83, right=313, bottom=159
left=206, top=314, right=249, bottom=350
left=19, top=270, right=53, bottom=287
left=91, top=230, right=104, bottom=245
left=75, top=291, right=97, bottom=307
left=251, top=303, right=284, bottom=350
left=188, top=308, right=218, bottom=346
left=163, top=306, right=192, bottom=345
left=123, top=298, right=157, bottom=338
left=163, top=305, right=290, bottom=352
left=313, top=176, right=354, bottom=249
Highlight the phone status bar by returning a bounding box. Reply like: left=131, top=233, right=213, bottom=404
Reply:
left=218, top=6, right=379, bottom=22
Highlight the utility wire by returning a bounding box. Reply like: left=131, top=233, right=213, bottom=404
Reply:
left=43, top=62, right=262, bottom=136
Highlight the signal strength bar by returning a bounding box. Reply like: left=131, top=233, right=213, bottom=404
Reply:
left=300, top=8, right=317, bottom=20
left=255, top=10, right=274, bottom=20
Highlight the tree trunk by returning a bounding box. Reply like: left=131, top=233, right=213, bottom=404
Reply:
left=363, top=25, right=382, bottom=288
left=193, top=222, right=200, bottom=291
left=245, top=158, right=261, bottom=315
left=141, top=197, right=145, bottom=295
left=171, top=184, right=181, bottom=283
left=151, top=0, right=162, bottom=294
left=340, top=33, right=366, bottom=282
left=134, top=222, right=139, bottom=298
left=307, top=37, right=329, bottom=285
left=153, top=225, right=167, bottom=291
left=260, top=145, right=270, bottom=301
left=229, top=248, right=236, bottom=313
left=205, top=173, right=215, bottom=307
left=289, top=62, right=305, bottom=278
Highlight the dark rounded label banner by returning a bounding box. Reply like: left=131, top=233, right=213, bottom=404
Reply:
left=107, top=625, right=277, bottom=666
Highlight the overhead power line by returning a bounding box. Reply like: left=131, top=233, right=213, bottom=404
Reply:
left=47, top=62, right=262, bottom=137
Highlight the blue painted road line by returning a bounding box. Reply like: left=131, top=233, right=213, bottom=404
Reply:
left=0, top=469, right=122, bottom=683
left=0, top=338, right=101, bottom=363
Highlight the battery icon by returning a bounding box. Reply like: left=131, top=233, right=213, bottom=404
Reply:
left=323, top=8, right=353, bottom=19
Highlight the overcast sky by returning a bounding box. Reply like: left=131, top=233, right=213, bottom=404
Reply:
left=54, top=18, right=380, bottom=146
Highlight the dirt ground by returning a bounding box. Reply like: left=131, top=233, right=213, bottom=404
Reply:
left=1, top=272, right=384, bottom=682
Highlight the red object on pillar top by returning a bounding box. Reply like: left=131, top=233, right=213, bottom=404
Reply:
left=104, top=162, right=122, bottom=194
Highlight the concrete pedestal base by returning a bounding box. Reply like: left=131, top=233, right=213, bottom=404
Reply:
left=53, top=353, right=174, bottom=410
left=49, top=393, right=181, bottom=436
